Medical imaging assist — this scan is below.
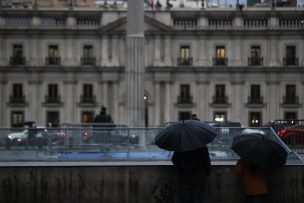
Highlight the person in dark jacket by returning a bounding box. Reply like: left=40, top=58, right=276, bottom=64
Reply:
left=172, top=146, right=211, bottom=203
left=191, top=114, right=200, bottom=121
left=93, top=106, right=113, bottom=124
left=93, top=106, right=114, bottom=143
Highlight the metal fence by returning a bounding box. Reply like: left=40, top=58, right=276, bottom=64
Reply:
left=263, top=119, right=304, bottom=153
left=0, top=125, right=303, bottom=164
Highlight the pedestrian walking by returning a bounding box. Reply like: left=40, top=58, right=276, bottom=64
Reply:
left=235, top=159, right=268, bottom=203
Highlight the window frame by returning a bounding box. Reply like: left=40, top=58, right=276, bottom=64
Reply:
left=213, top=111, right=227, bottom=122
left=215, top=46, right=225, bottom=58
left=83, top=84, right=93, bottom=98
left=11, top=111, right=25, bottom=127
left=249, top=112, right=262, bottom=127
left=48, top=84, right=58, bottom=98
left=13, top=83, right=23, bottom=97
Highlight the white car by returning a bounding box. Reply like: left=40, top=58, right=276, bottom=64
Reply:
left=6, top=127, right=47, bottom=149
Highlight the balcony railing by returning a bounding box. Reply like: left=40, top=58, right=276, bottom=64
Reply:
left=177, top=96, right=193, bottom=104
left=10, top=56, right=25, bottom=65
left=46, top=57, right=61, bottom=65
left=80, top=95, right=96, bottom=104
left=45, top=95, right=61, bottom=103
left=283, top=57, right=299, bottom=66
left=212, top=96, right=228, bottom=104
left=248, top=57, right=263, bottom=66
left=283, top=96, right=299, bottom=105
left=2, top=12, right=304, bottom=31
left=9, top=95, right=26, bottom=104
left=213, top=57, right=228, bottom=66
left=174, top=18, right=198, bottom=29
left=81, top=57, right=96, bottom=66
left=177, top=57, right=193, bottom=66
left=248, top=96, right=264, bottom=104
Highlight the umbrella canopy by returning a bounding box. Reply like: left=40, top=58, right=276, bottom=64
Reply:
left=154, top=120, right=217, bottom=152
left=231, top=132, right=288, bottom=167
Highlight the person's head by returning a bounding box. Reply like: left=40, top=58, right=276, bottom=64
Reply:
left=191, top=114, right=199, bottom=120
left=101, top=106, right=107, bottom=114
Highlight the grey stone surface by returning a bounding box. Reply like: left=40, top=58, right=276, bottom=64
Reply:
left=0, top=164, right=303, bottom=203
left=125, top=0, right=145, bottom=127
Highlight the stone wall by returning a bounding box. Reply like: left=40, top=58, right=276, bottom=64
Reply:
left=0, top=165, right=303, bottom=203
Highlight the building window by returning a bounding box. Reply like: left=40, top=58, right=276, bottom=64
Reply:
left=81, top=45, right=96, bottom=65
left=249, top=46, right=262, bottom=66
left=178, top=45, right=192, bottom=65
left=11, top=111, right=24, bottom=127
left=284, top=46, right=298, bottom=66
left=216, top=46, right=225, bottom=58
left=249, top=112, right=262, bottom=127
left=284, top=84, right=297, bottom=104
left=81, top=111, right=94, bottom=123
left=284, top=112, right=297, bottom=120
left=13, top=84, right=23, bottom=97
left=214, top=112, right=226, bottom=122
left=249, top=85, right=262, bottom=104
left=13, top=45, right=23, bottom=58
left=10, top=84, right=25, bottom=103
left=46, top=84, right=60, bottom=103
left=48, top=84, right=58, bottom=97
left=10, top=44, right=25, bottom=65
left=83, top=84, right=93, bottom=98
left=179, top=111, right=191, bottom=121
left=46, top=111, right=60, bottom=127
left=178, top=84, right=192, bottom=104
left=214, top=46, right=227, bottom=65
left=47, top=45, right=60, bottom=65
left=81, top=84, right=95, bottom=103
left=213, top=84, right=227, bottom=104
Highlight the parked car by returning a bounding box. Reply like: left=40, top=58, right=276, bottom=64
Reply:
left=5, top=128, right=67, bottom=149
left=277, top=125, right=304, bottom=146
left=262, top=120, right=297, bottom=134
left=80, top=124, right=138, bottom=144
left=207, top=121, right=242, bottom=128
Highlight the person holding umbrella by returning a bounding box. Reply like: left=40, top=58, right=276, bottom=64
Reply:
left=235, top=159, right=268, bottom=203
left=172, top=146, right=211, bottom=203
left=155, top=119, right=217, bottom=203
left=231, top=131, right=288, bottom=203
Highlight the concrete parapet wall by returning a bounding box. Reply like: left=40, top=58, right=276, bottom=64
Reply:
left=0, top=164, right=303, bottom=203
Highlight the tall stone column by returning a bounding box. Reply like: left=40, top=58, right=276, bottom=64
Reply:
left=125, top=0, right=145, bottom=127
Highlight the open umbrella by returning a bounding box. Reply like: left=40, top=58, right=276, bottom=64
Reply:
left=154, top=120, right=217, bottom=152
left=231, top=132, right=288, bottom=167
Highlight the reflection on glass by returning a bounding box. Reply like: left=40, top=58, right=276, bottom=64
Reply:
left=0, top=126, right=302, bottom=165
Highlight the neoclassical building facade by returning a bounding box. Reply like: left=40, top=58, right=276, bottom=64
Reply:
left=0, top=6, right=304, bottom=127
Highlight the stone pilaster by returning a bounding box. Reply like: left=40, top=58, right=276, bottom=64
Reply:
left=154, top=82, right=161, bottom=127
left=164, top=82, right=171, bottom=124
left=154, top=35, right=161, bottom=66
left=268, top=35, right=279, bottom=67
left=164, top=35, right=171, bottom=66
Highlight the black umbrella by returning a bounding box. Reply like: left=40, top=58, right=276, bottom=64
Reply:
left=231, top=132, right=288, bottom=167
left=154, top=120, right=217, bottom=152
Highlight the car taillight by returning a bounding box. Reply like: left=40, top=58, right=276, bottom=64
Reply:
left=278, top=129, right=287, bottom=136
left=83, top=131, right=89, bottom=137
